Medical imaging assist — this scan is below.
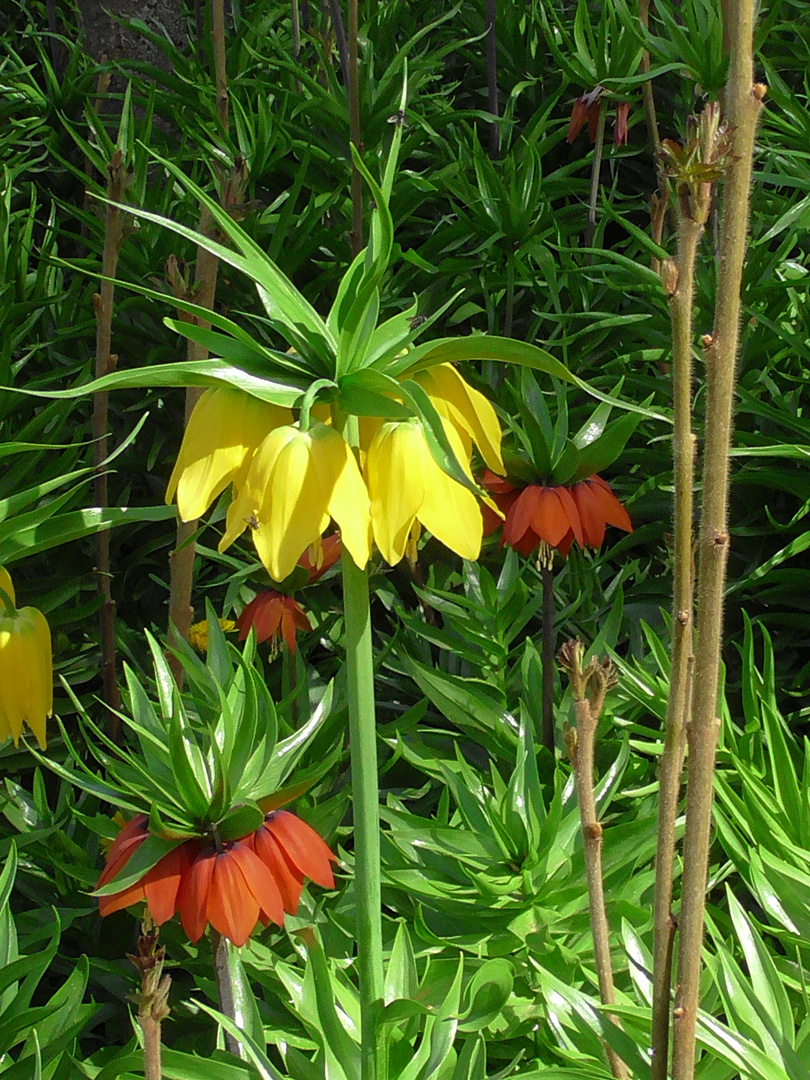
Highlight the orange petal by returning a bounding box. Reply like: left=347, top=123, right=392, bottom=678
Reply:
left=179, top=848, right=217, bottom=944
left=481, top=502, right=502, bottom=537
left=252, top=828, right=304, bottom=914
left=99, top=815, right=149, bottom=885
left=207, top=847, right=259, bottom=947
left=531, top=488, right=571, bottom=548
left=587, top=477, right=633, bottom=533
left=557, top=530, right=575, bottom=558
left=572, top=481, right=606, bottom=548
left=503, top=486, right=542, bottom=548
left=555, top=486, right=585, bottom=550
left=480, top=470, right=515, bottom=496
left=97, top=833, right=147, bottom=890
left=144, top=841, right=198, bottom=926
left=99, top=879, right=146, bottom=918
left=230, top=839, right=285, bottom=927
left=264, top=812, right=336, bottom=889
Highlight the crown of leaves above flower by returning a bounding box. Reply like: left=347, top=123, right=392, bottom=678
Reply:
left=41, top=606, right=339, bottom=898
left=501, top=371, right=644, bottom=488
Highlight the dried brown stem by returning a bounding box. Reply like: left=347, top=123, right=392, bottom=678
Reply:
left=167, top=0, right=231, bottom=680
left=651, top=209, right=704, bottom=1080
left=560, top=643, right=627, bottom=1080
left=670, top=4, right=764, bottom=1075
left=485, top=0, right=500, bottom=158
left=92, top=147, right=126, bottom=734
left=130, top=925, right=170, bottom=1080
left=639, top=0, right=661, bottom=153
left=212, top=0, right=229, bottom=130
left=348, top=0, right=362, bottom=256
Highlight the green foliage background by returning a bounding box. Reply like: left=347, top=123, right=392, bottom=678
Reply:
left=1, top=0, right=810, bottom=1076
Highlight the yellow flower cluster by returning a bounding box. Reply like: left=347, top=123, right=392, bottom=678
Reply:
left=0, top=566, right=53, bottom=749
left=166, top=365, right=503, bottom=579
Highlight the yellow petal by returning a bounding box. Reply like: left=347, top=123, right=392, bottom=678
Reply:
left=309, top=426, right=372, bottom=570
left=18, top=608, right=52, bottom=749
left=0, top=619, right=24, bottom=743
left=417, top=422, right=483, bottom=561
left=166, top=387, right=292, bottom=521
left=367, top=422, right=426, bottom=565
left=0, top=607, right=51, bottom=748
left=251, top=427, right=326, bottom=581
left=0, top=566, right=15, bottom=608
left=415, top=364, right=503, bottom=473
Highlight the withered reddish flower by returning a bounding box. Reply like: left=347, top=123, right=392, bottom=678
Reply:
left=614, top=101, right=630, bottom=147
left=236, top=591, right=312, bottom=654
left=482, top=471, right=632, bottom=558
left=567, top=87, right=604, bottom=144
left=98, top=811, right=337, bottom=948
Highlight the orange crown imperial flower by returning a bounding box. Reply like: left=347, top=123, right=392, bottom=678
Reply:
left=97, top=811, right=337, bottom=948
left=482, top=472, right=632, bottom=558
left=236, top=592, right=311, bottom=655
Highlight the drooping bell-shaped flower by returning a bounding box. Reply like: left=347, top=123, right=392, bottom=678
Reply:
left=236, top=592, right=311, bottom=654
left=97, top=810, right=336, bottom=948
left=483, top=472, right=632, bottom=558
left=411, top=364, right=504, bottom=474
left=165, top=387, right=292, bottom=521
left=0, top=568, right=53, bottom=750
left=219, top=423, right=371, bottom=581
left=366, top=419, right=483, bottom=565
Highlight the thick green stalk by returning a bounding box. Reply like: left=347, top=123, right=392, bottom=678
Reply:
left=650, top=214, right=704, bottom=1080
left=670, top=3, right=764, bottom=1076
left=342, top=553, right=383, bottom=1080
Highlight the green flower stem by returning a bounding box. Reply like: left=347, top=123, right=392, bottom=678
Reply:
left=0, top=587, right=15, bottom=618
left=670, top=5, right=765, bottom=1076
left=212, top=930, right=241, bottom=1057
left=342, top=552, right=384, bottom=1080
left=651, top=209, right=705, bottom=1080
left=584, top=101, right=607, bottom=249
left=540, top=562, right=556, bottom=755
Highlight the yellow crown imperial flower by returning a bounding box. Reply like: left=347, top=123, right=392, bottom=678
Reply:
left=0, top=568, right=53, bottom=750
left=366, top=419, right=483, bottom=565
left=219, top=423, right=372, bottom=581
left=166, top=387, right=293, bottom=521
left=411, top=363, right=504, bottom=475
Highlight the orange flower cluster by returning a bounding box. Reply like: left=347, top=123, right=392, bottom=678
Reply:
left=236, top=593, right=311, bottom=654
left=482, top=472, right=632, bottom=557
left=98, top=811, right=336, bottom=947
left=235, top=533, right=342, bottom=654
